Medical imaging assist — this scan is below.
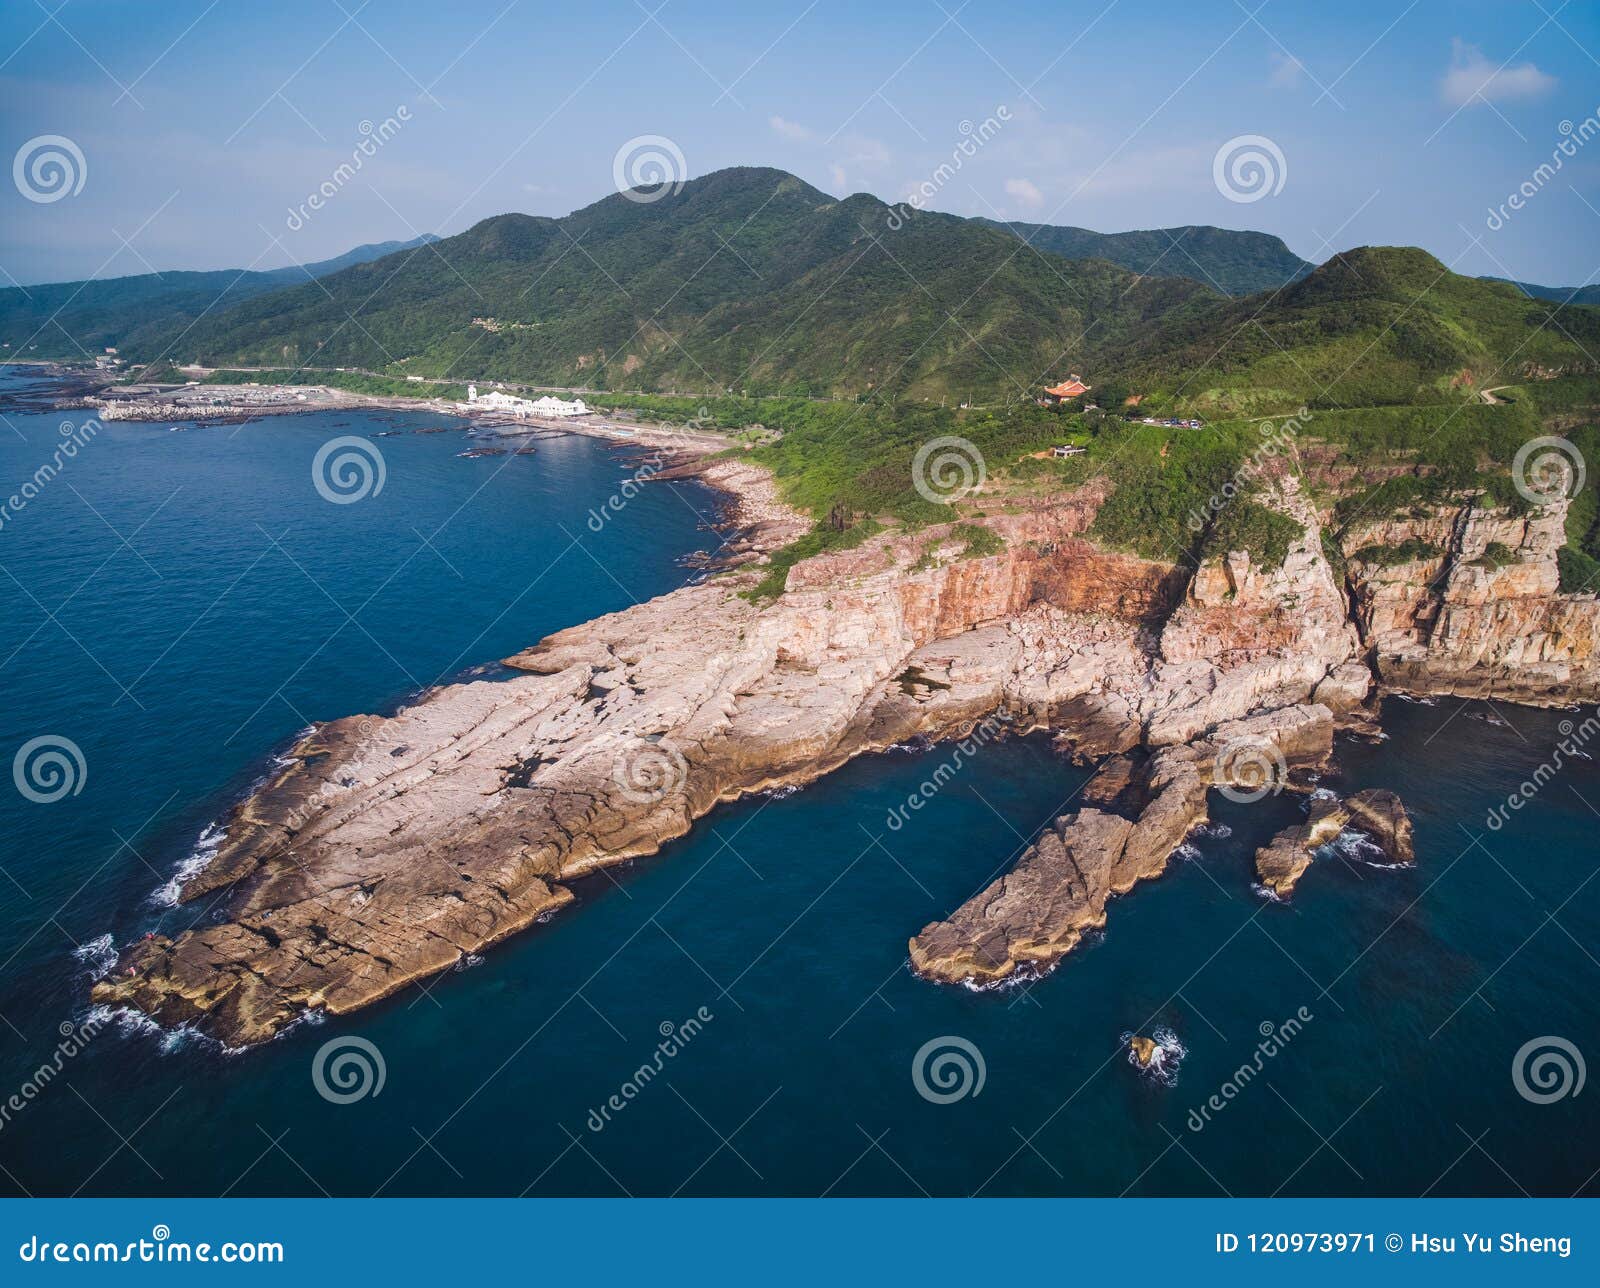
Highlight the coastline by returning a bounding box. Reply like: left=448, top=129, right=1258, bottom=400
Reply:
left=67, top=379, right=1600, bottom=1047
left=68, top=377, right=809, bottom=558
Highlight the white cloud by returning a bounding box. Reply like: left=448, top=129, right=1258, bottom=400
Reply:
left=1440, top=38, right=1556, bottom=106
left=1267, top=51, right=1305, bottom=89
left=828, top=164, right=847, bottom=193
left=1004, top=177, right=1044, bottom=209
left=768, top=115, right=813, bottom=142
left=841, top=134, right=890, bottom=167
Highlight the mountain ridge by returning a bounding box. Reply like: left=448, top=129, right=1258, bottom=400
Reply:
left=6, top=168, right=1596, bottom=407
left=0, top=233, right=439, bottom=360
left=975, top=216, right=1313, bottom=295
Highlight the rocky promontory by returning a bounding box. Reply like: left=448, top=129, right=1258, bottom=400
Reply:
left=89, top=449, right=1552, bottom=1045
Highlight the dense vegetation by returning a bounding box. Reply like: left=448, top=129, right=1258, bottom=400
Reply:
left=611, top=365, right=1598, bottom=595
left=0, top=237, right=437, bottom=360
left=979, top=219, right=1312, bottom=296
left=19, top=165, right=1598, bottom=598
left=1489, top=279, right=1600, bottom=308
left=1097, top=247, right=1600, bottom=417
left=139, top=169, right=1220, bottom=404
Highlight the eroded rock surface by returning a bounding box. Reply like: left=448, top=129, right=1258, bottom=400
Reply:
left=1253, top=788, right=1414, bottom=898
left=908, top=705, right=1334, bottom=986
left=1346, top=496, right=1600, bottom=705
left=95, top=472, right=1390, bottom=1044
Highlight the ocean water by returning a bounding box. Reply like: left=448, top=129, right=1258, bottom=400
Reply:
left=0, top=366, right=1596, bottom=1197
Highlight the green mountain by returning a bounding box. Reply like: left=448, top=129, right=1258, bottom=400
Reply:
left=1096, top=246, right=1600, bottom=415
left=977, top=218, right=1313, bottom=295
left=0, top=235, right=438, bottom=361
left=150, top=167, right=1220, bottom=401
left=1487, top=277, right=1600, bottom=308
left=15, top=168, right=1594, bottom=412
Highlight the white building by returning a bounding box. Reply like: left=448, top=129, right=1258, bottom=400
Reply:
left=459, top=384, right=590, bottom=418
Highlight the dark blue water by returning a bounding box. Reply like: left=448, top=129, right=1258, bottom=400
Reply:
left=0, top=366, right=1596, bottom=1197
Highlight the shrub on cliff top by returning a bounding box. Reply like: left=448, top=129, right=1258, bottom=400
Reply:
left=1203, top=499, right=1301, bottom=571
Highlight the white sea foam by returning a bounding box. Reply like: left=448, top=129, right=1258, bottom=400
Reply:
left=220, top=1006, right=325, bottom=1057
left=272, top=725, right=317, bottom=768
left=1193, top=821, right=1232, bottom=839
left=1251, top=882, right=1286, bottom=903
left=1326, top=828, right=1406, bottom=868
left=149, top=822, right=225, bottom=907
left=953, top=958, right=1059, bottom=993
left=72, top=932, right=119, bottom=982
left=1122, top=1026, right=1187, bottom=1086
left=1174, top=841, right=1203, bottom=862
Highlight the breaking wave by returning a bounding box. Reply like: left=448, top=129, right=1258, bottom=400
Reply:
left=83, top=1003, right=202, bottom=1055
left=149, top=822, right=225, bottom=907
left=72, top=932, right=117, bottom=978
left=1328, top=828, right=1408, bottom=869
left=1122, top=1026, right=1187, bottom=1086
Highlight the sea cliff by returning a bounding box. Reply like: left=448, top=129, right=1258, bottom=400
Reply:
left=92, top=454, right=1600, bottom=1044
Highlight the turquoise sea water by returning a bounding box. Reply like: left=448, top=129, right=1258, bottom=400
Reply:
left=0, top=366, right=1596, bottom=1197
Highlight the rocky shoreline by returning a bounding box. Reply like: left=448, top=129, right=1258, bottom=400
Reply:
left=88, top=442, right=1599, bottom=1046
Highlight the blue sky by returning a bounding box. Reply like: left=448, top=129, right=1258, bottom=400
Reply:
left=2, top=0, right=1598, bottom=288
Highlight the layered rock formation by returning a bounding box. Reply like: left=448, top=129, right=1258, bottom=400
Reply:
left=92, top=498, right=1191, bottom=1044
left=1346, top=496, right=1600, bottom=705
left=908, top=705, right=1333, bottom=986
left=95, top=470, right=1392, bottom=1044
left=1149, top=476, right=1368, bottom=744
left=1254, top=788, right=1414, bottom=898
